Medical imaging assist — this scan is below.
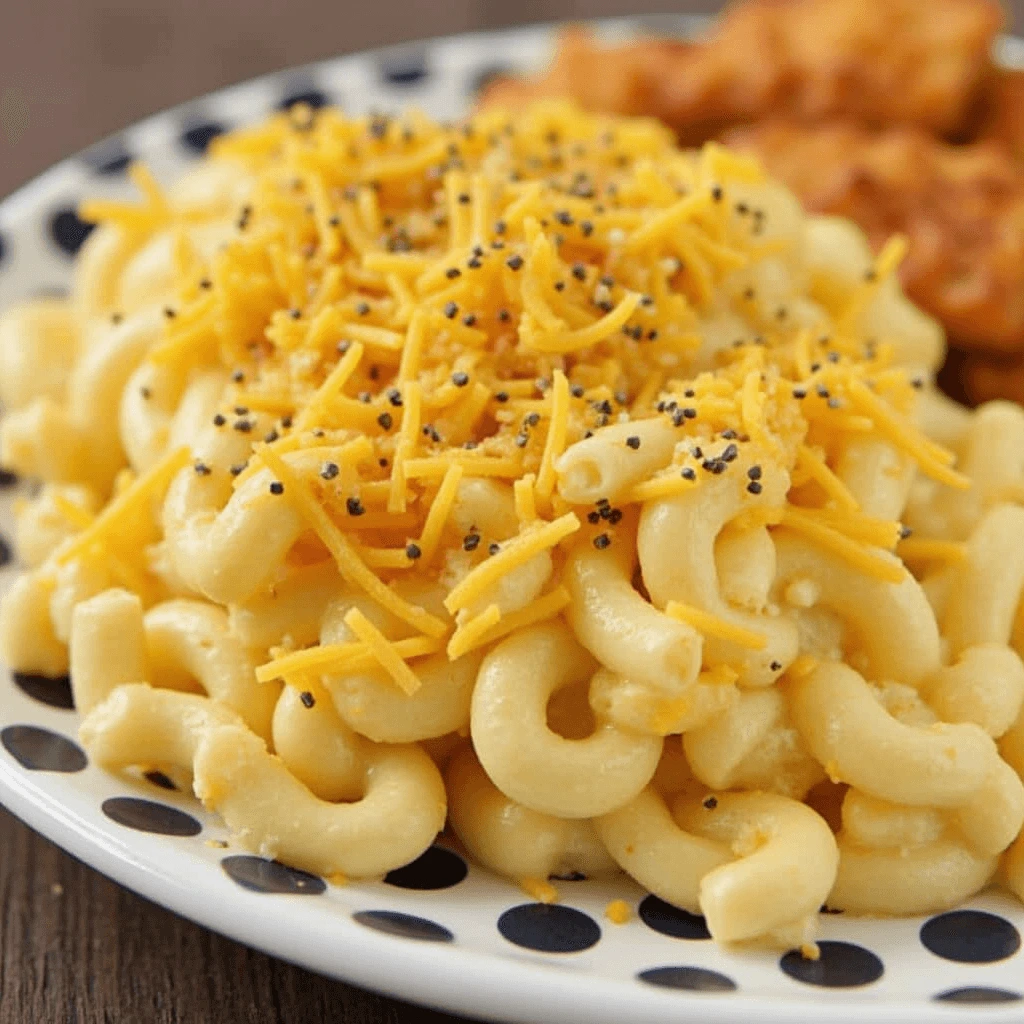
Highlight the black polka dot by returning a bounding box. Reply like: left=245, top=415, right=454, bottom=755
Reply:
left=550, top=871, right=587, bottom=882
left=921, top=910, right=1021, bottom=964
left=381, top=53, right=429, bottom=86
left=50, top=209, right=95, bottom=256
left=470, top=63, right=514, bottom=97
left=279, top=86, right=330, bottom=111
left=13, top=672, right=74, bottom=710
left=0, top=468, right=17, bottom=488
left=384, top=845, right=467, bottom=890
left=1, top=725, right=86, bottom=772
left=498, top=904, right=600, bottom=954
left=101, top=796, right=201, bottom=837
left=935, top=987, right=1023, bottom=1004
left=780, top=941, right=883, bottom=988
left=0, top=535, right=10, bottom=567
left=180, top=121, right=226, bottom=154
left=353, top=910, right=453, bottom=942
left=638, top=966, right=737, bottom=992
left=638, top=895, right=711, bottom=940
left=144, top=770, right=177, bottom=791
left=221, top=855, right=325, bottom=895
left=84, top=141, right=132, bottom=175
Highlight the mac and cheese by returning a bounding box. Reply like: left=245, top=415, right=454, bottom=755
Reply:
left=2, top=100, right=1023, bottom=949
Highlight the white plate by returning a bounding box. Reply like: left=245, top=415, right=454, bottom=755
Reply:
left=1, top=16, right=1023, bottom=1024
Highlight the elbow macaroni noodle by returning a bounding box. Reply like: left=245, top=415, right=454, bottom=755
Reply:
left=3, top=100, right=1024, bottom=947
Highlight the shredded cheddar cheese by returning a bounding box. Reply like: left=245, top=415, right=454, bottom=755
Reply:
left=521, top=878, right=559, bottom=904
left=447, top=604, right=502, bottom=659
left=64, top=98, right=973, bottom=732
left=444, top=513, right=580, bottom=614
left=665, top=602, right=768, bottom=650
left=605, top=899, right=632, bottom=924
left=342, top=606, right=422, bottom=695
left=896, top=538, right=968, bottom=564
left=55, top=447, right=190, bottom=565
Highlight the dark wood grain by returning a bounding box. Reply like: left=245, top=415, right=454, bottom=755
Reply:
left=0, top=805, right=470, bottom=1024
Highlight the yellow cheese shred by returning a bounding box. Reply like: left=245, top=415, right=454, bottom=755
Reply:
left=56, top=447, right=191, bottom=565
left=536, top=369, right=570, bottom=501
left=896, top=538, right=968, bottom=564
left=256, top=635, right=442, bottom=683
left=447, top=604, right=502, bottom=659
left=253, top=444, right=447, bottom=638
left=342, top=607, right=422, bottom=695
left=779, top=506, right=904, bottom=584
left=444, top=513, right=581, bottom=614
left=796, top=444, right=859, bottom=511
left=417, top=463, right=464, bottom=564
left=665, top=601, right=768, bottom=651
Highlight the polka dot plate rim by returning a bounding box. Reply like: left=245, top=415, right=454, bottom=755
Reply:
left=2, top=16, right=1024, bottom=1023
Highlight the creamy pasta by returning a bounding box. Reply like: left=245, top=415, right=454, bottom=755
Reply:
left=2, top=99, right=1023, bottom=950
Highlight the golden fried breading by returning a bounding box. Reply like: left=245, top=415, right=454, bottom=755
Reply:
left=479, top=28, right=692, bottom=120
left=481, top=0, right=1002, bottom=143
left=674, top=0, right=1003, bottom=139
left=724, top=120, right=1024, bottom=355
left=978, top=69, right=1024, bottom=161
left=963, top=350, right=1024, bottom=404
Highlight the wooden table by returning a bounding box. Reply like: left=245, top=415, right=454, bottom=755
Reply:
left=0, top=807, right=463, bottom=1023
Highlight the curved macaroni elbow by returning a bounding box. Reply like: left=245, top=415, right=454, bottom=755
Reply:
left=162, top=425, right=311, bottom=604
left=0, top=298, right=80, bottom=410
left=0, top=570, right=69, bottom=676
left=773, top=529, right=940, bottom=686
left=446, top=746, right=617, bottom=883
left=271, top=685, right=365, bottom=803
left=638, top=454, right=798, bottom=686
left=673, top=791, right=838, bottom=944
left=684, top=688, right=825, bottom=800
left=326, top=649, right=481, bottom=743
left=835, top=439, right=913, bottom=522
left=192, top=725, right=446, bottom=878
left=593, top=786, right=729, bottom=916
left=555, top=418, right=679, bottom=504
left=1, top=308, right=163, bottom=490
left=789, top=661, right=996, bottom=807
left=565, top=538, right=702, bottom=693
left=923, top=644, right=1024, bottom=739
left=144, top=600, right=280, bottom=741
left=472, top=622, right=662, bottom=818
left=70, top=588, right=147, bottom=714
left=830, top=835, right=997, bottom=915
left=943, top=504, right=1024, bottom=657
left=79, top=683, right=244, bottom=771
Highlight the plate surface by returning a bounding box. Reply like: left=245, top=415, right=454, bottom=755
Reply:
left=1, top=16, right=1024, bottom=1024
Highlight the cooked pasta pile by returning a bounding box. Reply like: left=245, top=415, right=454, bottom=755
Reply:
left=3, top=99, right=1024, bottom=949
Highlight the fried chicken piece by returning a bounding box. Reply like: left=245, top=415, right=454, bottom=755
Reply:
left=673, top=0, right=1003, bottom=139
left=963, top=350, right=1024, bottom=404
left=724, top=120, right=1024, bottom=355
left=480, top=0, right=1002, bottom=143
left=479, top=28, right=693, bottom=120
left=978, top=69, right=1024, bottom=161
